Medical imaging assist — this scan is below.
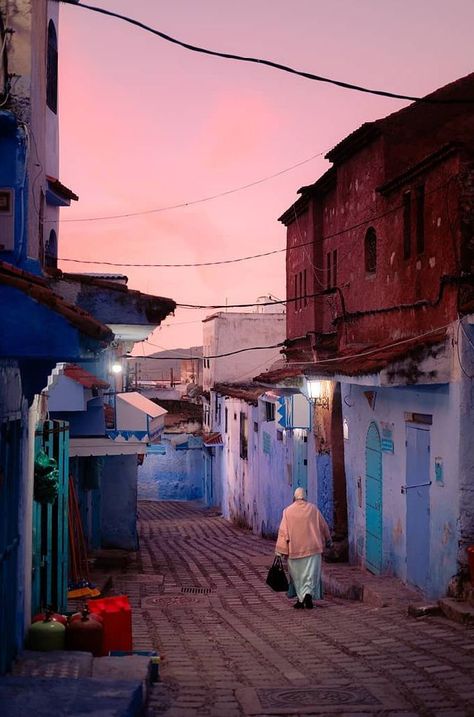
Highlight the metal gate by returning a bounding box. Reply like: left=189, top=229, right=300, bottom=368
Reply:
left=365, top=421, right=383, bottom=574
left=0, top=419, right=21, bottom=674
left=32, top=420, right=69, bottom=615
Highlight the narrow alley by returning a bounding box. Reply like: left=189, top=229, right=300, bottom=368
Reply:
left=105, top=500, right=474, bottom=717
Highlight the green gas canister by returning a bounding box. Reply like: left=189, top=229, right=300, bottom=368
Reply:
left=28, top=614, right=66, bottom=651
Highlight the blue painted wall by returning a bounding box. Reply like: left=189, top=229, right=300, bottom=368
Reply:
left=138, top=437, right=204, bottom=501
left=101, top=455, right=138, bottom=550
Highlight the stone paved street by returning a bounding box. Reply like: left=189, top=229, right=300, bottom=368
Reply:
left=111, top=501, right=474, bottom=717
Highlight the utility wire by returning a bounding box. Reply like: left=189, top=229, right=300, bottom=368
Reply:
left=128, top=342, right=285, bottom=361
left=49, top=152, right=325, bottom=223
left=55, top=1, right=474, bottom=104
left=55, top=175, right=454, bottom=269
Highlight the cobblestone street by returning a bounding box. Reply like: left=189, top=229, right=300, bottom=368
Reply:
left=111, top=501, right=474, bottom=717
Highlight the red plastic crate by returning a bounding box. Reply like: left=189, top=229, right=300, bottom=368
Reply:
left=87, top=595, right=132, bottom=655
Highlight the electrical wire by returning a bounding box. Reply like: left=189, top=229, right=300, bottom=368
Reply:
left=126, top=341, right=285, bottom=361
left=54, top=1, right=474, bottom=105
left=54, top=176, right=456, bottom=269
left=48, top=151, right=325, bottom=223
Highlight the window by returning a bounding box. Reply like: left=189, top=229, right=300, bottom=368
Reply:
left=294, top=274, right=298, bottom=311
left=46, top=20, right=58, bottom=113
left=45, top=229, right=57, bottom=270
left=239, top=412, right=248, bottom=459
left=215, top=396, right=221, bottom=425
left=303, top=269, right=307, bottom=306
left=364, top=227, right=377, bottom=274
left=264, top=401, right=275, bottom=421
left=416, top=185, right=425, bottom=254
left=224, top=407, right=228, bottom=433
left=326, top=252, right=331, bottom=289
left=253, top=422, right=258, bottom=433
left=332, top=249, right=338, bottom=288
left=276, top=430, right=283, bottom=441
left=403, top=191, right=411, bottom=259
left=299, top=271, right=303, bottom=309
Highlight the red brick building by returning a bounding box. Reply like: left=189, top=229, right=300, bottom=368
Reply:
left=259, top=73, right=474, bottom=598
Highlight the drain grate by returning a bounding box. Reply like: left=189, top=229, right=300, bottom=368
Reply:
left=181, top=586, right=215, bottom=595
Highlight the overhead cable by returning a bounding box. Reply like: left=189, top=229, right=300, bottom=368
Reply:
left=128, top=341, right=285, bottom=361
left=54, top=175, right=454, bottom=269
left=49, top=152, right=325, bottom=223
left=54, top=1, right=474, bottom=104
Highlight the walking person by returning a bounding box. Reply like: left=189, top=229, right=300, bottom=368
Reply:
left=275, top=487, right=331, bottom=609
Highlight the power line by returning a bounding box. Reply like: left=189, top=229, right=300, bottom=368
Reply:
left=175, top=292, right=322, bottom=309
left=48, top=152, right=325, bottom=223
left=55, top=175, right=454, bottom=269
left=55, top=1, right=474, bottom=104
left=127, top=342, right=285, bottom=361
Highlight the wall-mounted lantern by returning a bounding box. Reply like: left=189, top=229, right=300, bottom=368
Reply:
left=306, top=379, right=329, bottom=409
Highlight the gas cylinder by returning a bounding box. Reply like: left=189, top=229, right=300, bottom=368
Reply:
left=28, top=614, right=66, bottom=651
left=32, top=607, right=67, bottom=626
left=66, top=606, right=104, bottom=656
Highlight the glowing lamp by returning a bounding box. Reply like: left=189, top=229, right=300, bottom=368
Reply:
left=306, top=379, right=329, bottom=409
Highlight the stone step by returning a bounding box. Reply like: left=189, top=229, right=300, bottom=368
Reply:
left=438, top=597, right=474, bottom=625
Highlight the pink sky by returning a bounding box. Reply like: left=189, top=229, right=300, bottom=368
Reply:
left=57, top=0, right=474, bottom=352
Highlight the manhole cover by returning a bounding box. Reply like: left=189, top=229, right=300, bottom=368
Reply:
left=181, top=586, right=215, bottom=594
left=236, top=683, right=406, bottom=715
left=258, top=687, right=380, bottom=709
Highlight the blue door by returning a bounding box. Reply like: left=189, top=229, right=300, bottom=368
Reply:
left=292, top=430, right=308, bottom=491
left=32, top=420, right=69, bottom=615
left=0, top=419, right=21, bottom=674
left=365, top=422, right=383, bottom=574
left=406, top=425, right=430, bottom=592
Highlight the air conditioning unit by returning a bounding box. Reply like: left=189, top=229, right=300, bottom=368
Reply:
left=0, top=188, right=14, bottom=251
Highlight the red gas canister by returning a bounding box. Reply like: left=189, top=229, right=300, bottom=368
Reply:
left=66, top=607, right=104, bottom=656
left=87, top=595, right=132, bottom=655
left=32, top=608, right=67, bottom=627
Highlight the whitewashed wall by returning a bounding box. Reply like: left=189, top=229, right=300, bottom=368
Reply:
left=341, top=377, right=461, bottom=598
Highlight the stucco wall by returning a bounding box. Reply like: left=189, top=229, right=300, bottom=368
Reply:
left=138, top=438, right=204, bottom=501
left=202, top=312, right=286, bottom=391
left=342, top=378, right=461, bottom=598
left=101, top=454, right=138, bottom=550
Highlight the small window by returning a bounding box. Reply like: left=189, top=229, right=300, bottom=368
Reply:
left=403, top=191, right=411, bottom=259
left=416, top=185, right=425, bottom=254
left=239, top=412, right=248, bottom=459
left=294, top=274, right=298, bottom=311
left=253, top=422, right=258, bottom=433
left=45, top=229, right=58, bottom=270
left=332, top=249, right=338, bottom=288
left=264, top=401, right=275, bottom=422
left=276, top=430, right=283, bottom=441
left=46, top=20, right=58, bottom=113
left=224, top=407, right=228, bottom=433
left=303, top=269, right=308, bottom=306
left=364, top=227, right=377, bottom=274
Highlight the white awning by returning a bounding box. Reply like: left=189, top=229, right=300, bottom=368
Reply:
left=70, top=437, right=146, bottom=457
left=116, top=392, right=167, bottom=419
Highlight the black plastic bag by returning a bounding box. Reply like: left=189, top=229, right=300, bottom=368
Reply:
left=266, top=556, right=289, bottom=592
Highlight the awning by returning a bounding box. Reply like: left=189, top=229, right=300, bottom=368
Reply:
left=201, top=432, right=223, bottom=447
left=70, top=436, right=147, bottom=457
left=116, top=392, right=167, bottom=419
left=46, top=176, right=79, bottom=206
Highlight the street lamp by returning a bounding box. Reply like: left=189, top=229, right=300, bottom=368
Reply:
left=111, top=363, right=122, bottom=374
left=306, top=379, right=329, bottom=409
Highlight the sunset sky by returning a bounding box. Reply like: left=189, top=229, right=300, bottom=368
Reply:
left=56, top=0, right=474, bottom=353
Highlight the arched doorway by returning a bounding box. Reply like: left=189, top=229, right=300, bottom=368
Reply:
left=365, top=421, right=383, bottom=574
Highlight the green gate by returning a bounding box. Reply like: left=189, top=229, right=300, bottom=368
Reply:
left=32, top=420, right=69, bottom=614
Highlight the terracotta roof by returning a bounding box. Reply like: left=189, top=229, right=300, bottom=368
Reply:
left=46, top=176, right=79, bottom=202
left=199, top=432, right=224, bottom=446
left=64, top=364, right=109, bottom=389
left=58, top=272, right=176, bottom=322
left=255, top=330, right=448, bottom=383
left=0, top=261, right=113, bottom=343
left=214, top=382, right=266, bottom=404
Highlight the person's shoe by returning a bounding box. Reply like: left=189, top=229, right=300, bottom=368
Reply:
left=303, top=594, right=313, bottom=609
left=293, top=600, right=304, bottom=609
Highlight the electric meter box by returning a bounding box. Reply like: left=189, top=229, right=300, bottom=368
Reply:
left=0, top=188, right=15, bottom=251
